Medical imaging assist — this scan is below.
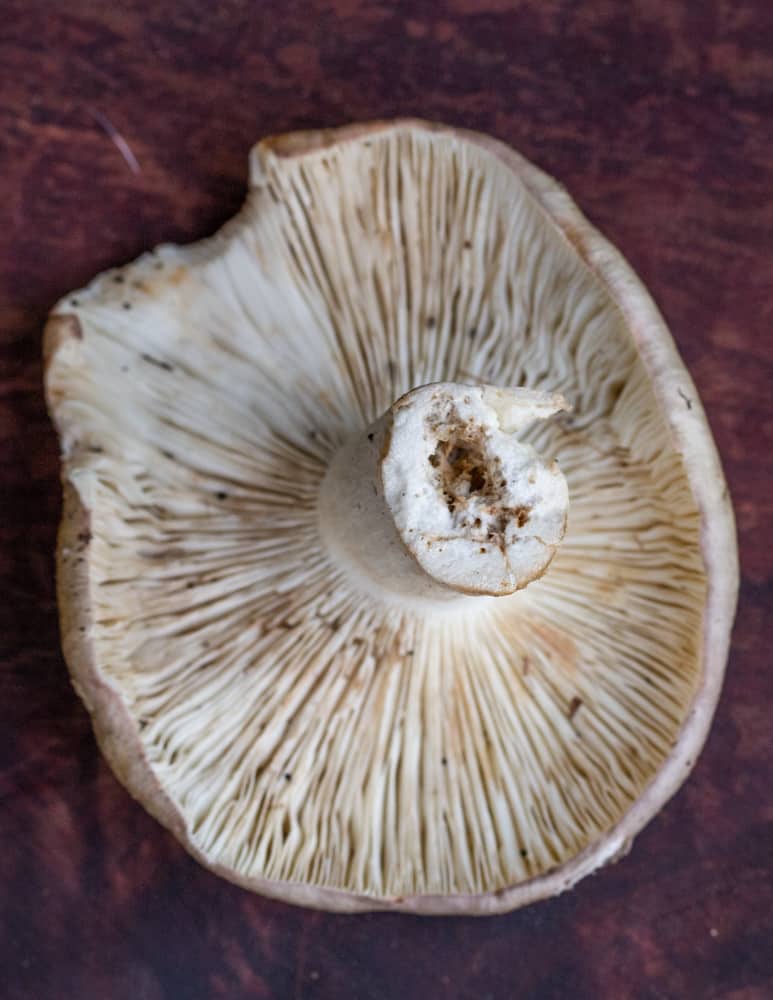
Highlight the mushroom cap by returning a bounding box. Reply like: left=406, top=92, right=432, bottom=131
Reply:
left=45, top=120, right=738, bottom=914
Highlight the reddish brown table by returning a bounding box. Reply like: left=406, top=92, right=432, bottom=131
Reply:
left=2, top=3, right=771, bottom=997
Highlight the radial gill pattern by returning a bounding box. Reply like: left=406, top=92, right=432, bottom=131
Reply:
left=47, top=126, right=706, bottom=897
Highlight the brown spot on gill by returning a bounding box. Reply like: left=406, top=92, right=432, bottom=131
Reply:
left=529, top=621, right=579, bottom=676
left=167, top=266, right=188, bottom=286
left=140, top=353, right=174, bottom=372
left=43, top=314, right=83, bottom=371
left=592, top=573, right=624, bottom=598
left=317, top=390, right=339, bottom=414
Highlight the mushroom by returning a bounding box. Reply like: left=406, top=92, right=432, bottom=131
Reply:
left=44, top=120, right=738, bottom=914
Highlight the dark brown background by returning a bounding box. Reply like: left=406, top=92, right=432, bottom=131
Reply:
left=2, top=2, right=772, bottom=998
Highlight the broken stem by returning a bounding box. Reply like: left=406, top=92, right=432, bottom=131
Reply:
left=318, top=382, right=569, bottom=601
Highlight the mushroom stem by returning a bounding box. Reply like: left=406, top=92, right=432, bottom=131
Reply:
left=318, top=383, right=569, bottom=602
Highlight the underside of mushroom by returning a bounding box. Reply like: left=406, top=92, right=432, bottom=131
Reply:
left=45, top=120, right=738, bottom=913
left=319, top=382, right=569, bottom=600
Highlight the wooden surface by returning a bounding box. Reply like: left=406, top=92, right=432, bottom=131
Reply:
left=2, top=2, right=772, bottom=998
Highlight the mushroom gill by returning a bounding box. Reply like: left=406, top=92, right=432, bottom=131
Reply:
left=45, top=121, right=737, bottom=913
